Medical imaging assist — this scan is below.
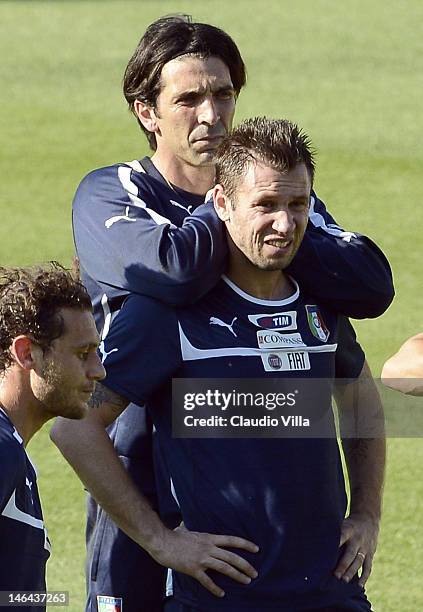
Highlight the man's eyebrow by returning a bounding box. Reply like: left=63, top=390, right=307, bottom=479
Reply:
left=174, top=84, right=235, bottom=99
left=173, top=87, right=205, bottom=99
left=250, top=194, right=278, bottom=206
left=73, top=341, right=100, bottom=350
left=213, top=84, right=235, bottom=91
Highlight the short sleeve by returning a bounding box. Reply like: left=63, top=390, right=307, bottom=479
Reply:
left=335, top=317, right=365, bottom=380
left=100, top=294, right=182, bottom=405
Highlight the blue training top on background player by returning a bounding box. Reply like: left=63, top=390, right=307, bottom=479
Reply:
left=0, top=409, right=50, bottom=597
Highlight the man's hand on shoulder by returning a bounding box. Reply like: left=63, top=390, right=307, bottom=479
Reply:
left=335, top=512, right=379, bottom=587
left=148, top=523, right=259, bottom=598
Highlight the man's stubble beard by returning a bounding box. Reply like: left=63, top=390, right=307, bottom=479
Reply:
left=33, top=359, right=86, bottom=420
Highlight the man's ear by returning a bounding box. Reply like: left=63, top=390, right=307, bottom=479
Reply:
left=10, top=336, right=42, bottom=371
left=213, top=184, right=231, bottom=222
left=133, top=100, right=159, bottom=134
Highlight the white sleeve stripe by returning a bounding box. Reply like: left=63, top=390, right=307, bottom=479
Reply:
left=100, top=294, right=120, bottom=341
left=124, top=159, right=144, bottom=173
left=309, top=196, right=356, bottom=243
left=2, top=488, right=52, bottom=551
left=117, top=166, right=175, bottom=227
left=170, top=477, right=180, bottom=507
left=1, top=490, right=44, bottom=530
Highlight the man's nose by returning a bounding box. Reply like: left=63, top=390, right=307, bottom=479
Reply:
left=272, top=210, right=294, bottom=234
left=88, top=354, right=106, bottom=381
left=198, top=97, right=219, bottom=126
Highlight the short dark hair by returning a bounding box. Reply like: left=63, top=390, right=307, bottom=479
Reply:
left=215, top=117, right=316, bottom=200
left=123, top=14, right=246, bottom=150
left=0, top=262, right=92, bottom=372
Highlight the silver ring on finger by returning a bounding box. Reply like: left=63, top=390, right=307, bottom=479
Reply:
left=356, top=551, right=365, bottom=560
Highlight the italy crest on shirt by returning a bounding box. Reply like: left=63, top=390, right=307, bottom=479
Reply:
left=97, top=596, right=122, bottom=612
left=305, top=305, right=330, bottom=342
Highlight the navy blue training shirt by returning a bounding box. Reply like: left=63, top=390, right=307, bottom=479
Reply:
left=0, top=409, right=50, bottom=608
left=72, top=156, right=379, bottom=610
left=101, top=277, right=365, bottom=610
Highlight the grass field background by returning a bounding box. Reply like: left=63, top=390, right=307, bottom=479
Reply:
left=1, top=1, right=422, bottom=610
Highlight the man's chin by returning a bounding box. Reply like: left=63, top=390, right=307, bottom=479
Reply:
left=193, top=151, right=217, bottom=166
left=75, top=403, right=89, bottom=419
left=270, top=249, right=299, bottom=271
left=58, top=402, right=88, bottom=421
left=259, top=256, right=295, bottom=271
left=190, top=144, right=219, bottom=162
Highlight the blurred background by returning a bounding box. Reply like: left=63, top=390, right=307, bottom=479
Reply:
left=0, top=1, right=422, bottom=609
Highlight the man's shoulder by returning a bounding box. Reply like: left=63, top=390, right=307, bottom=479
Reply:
left=72, top=158, right=183, bottom=218
left=101, top=294, right=182, bottom=403
left=115, top=293, right=179, bottom=332
left=0, top=417, right=25, bottom=508
left=102, top=293, right=180, bottom=372
left=74, top=160, right=150, bottom=196
left=0, top=414, right=24, bottom=465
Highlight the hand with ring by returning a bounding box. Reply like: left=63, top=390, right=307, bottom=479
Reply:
left=334, top=514, right=379, bottom=587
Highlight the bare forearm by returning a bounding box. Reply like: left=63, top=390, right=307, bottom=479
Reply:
left=342, top=436, right=385, bottom=520
left=50, top=412, right=260, bottom=597
left=336, top=362, right=386, bottom=520
left=50, top=415, right=165, bottom=552
left=334, top=431, right=385, bottom=586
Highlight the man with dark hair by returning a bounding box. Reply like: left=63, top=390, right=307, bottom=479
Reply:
left=123, top=15, right=246, bottom=151
left=57, top=117, right=383, bottom=611
left=0, top=263, right=105, bottom=609
left=65, top=16, right=248, bottom=612
left=53, top=14, right=391, bottom=612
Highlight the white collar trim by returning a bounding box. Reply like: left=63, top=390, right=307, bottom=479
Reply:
left=222, top=275, right=299, bottom=306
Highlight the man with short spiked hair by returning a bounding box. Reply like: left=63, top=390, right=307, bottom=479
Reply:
left=57, top=118, right=382, bottom=611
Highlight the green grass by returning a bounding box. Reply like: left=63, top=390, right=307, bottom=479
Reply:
left=1, top=1, right=422, bottom=610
